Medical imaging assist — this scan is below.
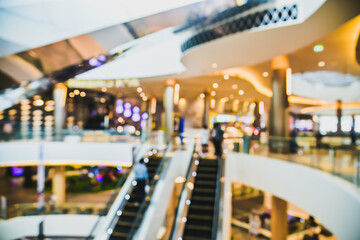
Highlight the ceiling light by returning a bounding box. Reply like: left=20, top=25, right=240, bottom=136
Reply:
left=101, top=87, right=107, bottom=92
left=80, top=91, right=86, bottom=97
left=137, top=87, right=142, bottom=93
left=74, top=89, right=80, bottom=95
left=230, top=94, right=234, bottom=99
left=318, top=61, right=326, bottom=67
left=224, top=75, right=229, bottom=80
left=262, top=72, right=269, bottom=77
left=313, top=44, right=324, bottom=53
left=213, top=83, right=218, bottom=88
left=212, top=63, right=218, bottom=69
left=238, top=90, right=244, bottom=95
left=232, top=84, right=238, bottom=90
left=140, top=92, right=145, bottom=97
left=211, top=91, right=216, bottom=96
left=69, top=92, right=75, bottom=98
left=200, top=93, right=205, bottom=98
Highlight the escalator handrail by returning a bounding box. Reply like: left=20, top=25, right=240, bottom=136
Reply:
left=85, top=167, right=130, bottom=240
left=211, top=156, right=223, bottom=240
left=169, top=147, right=197, bottom=239
left=125, top=142, right=173, bottom=240
left=93, top=144, right=149, bottom=240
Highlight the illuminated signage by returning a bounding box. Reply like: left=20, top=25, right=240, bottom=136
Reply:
left=67, top=78, right=140, bottom=89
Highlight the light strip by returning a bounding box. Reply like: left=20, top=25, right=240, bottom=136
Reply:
left=300, top=102, right=360, bottom=114
left=286, top=68, right=292, bottom=95
left=288, top=96, right=327, bottom=105
left=259, top=101, right=264, bottom=115
left=174, top=83, right=180, bottom=105
left=151, top=98, right=157, bottom=114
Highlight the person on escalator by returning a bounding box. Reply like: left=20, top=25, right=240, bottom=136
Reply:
left=133, top=159, right=149, bottom=205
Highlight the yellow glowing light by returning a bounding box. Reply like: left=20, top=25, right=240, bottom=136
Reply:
left=300, top=102, right=360, bottom=114
left=238, top=90, right=244, bottom=95
left=45, top=100, right=55, bottom=106
left=179, top=98, right=186, bottom=106
left=174, top=83, right=180, bottom=105
left=33, top=99, right=44, bottom=106
left=262, top=72, right=269, bottom=77
left=9, top=109, right=17, bottom=115
left=101, top=87, right=107, bottom=92
left=140, top=92, right=145, bottom=97
left=288, top=96, right=327, bottom=105
left=137, top=87, right=142, bottom=93
left=230, top=94, right=234, bottom=99
left=118, top=117, right=124, bottom=122
left=142, top=96, right=148, bottom=101
left=100, top=97, right=106, bottom=103
left=80, top=92, right=86, bottom=97
left=175, top=176, right=186, bottom=183
left=151, top=98, right=157, bottom=114
left=212, top=63, right=218, bottom=69
left=33, top=110, right=43, bottom=115
left=117, top=126, right=124, bottom=132
left=259, top=101, right=264, bottom=115
left=33, top=95, right=41, bottom=100
left=74, top=89, right=80, bottom=95
left=232, top=84, right=238, bottom=90
left=21, top=99, right=31, bottom=105
left=21, top=105, right=31, bottom=110
left=318, top=61, right=326, bottom=67
left=200, top=93, right=205, bottom=98
left=211, top=91, right=216, bottom=96
left=187, top=182, right=194, bottom=190
left=213, top=83, right=219, bottom=88
left=135, top=130, right=140, bottom=136
left=21, top=110, right=31, bottom=115
left=224, top=75, right=229, bottom=80
left=210, top=99, right=216, bottom=109
left=44, top=106, right=54, bottom=112
left=218, top=69, right=273, bottom=97
left=69, top=92, right=75, bottom=98
left=286, top=68, right=292, bottom=95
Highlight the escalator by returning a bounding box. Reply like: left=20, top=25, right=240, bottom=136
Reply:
left=110, top=155, right=162, bottom=240
left=182, top=158, right=220, bottom=240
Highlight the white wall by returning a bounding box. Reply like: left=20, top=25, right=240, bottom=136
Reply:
left=0, top=142, right=134, bottom=166
left=223, top=153, right=360, bottom=240
left=0, top=215, right=105, bottom=240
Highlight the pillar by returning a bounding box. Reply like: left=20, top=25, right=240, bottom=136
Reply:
left=52, top=166, right=66, bottom=203
left=37, top=160, right=45, bottom=211
left=53, top=83, right=67, bottom=141
left=203, top=92, right=210, bottom=127
left=147, top=98, right=156, bottom=141
left=269, top=56, right=290, bottom=153
left=163, top=79, right=175, bottom=143
left=271, top=195, right=288, bottom=240
left=336, top=100, right=342, bottom=133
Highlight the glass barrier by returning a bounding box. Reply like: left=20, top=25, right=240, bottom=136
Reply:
left=223, top=136, right=360, bottom=188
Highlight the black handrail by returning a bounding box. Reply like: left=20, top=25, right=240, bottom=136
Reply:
left=168, top=148, right=196, bottom=237
left=211, top=156, right=223, bottom=240
left=85, top=166, right=132, bottom=240
left=125, top=142, right=172, bottom=240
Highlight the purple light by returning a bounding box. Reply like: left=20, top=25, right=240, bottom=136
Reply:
left=96, top=174, right=103, bottom=182
left=141, top=112, right=149, bottom=120
left=132, top=113, right=140, bottom=122
left=97, top=55, right=107, bottom=62
left=89, top=58, right=101, bottom=67
left=124, top=102, right=132, bottom=118
left=12, top=167, right=24, bottom=176
left=141, top=119, right=146, bottom=129
left=116, top=99, right=124, bottom=114
left=117, top=166, right=123, bottom=173
left=133, top=106, right=140, bottom=113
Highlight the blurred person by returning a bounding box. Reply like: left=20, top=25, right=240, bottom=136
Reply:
left=200, top=124, right=210, bottom=157
left=133, top=159, right=149, bottom=205
left=211, top=122, right=224, bottom=158
left=2, top=120, right=13, bottom=141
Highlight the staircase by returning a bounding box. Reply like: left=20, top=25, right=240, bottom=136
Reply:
left=110, top=156, right=162, bottom=240
left=183, top=158, right=219, bottom=240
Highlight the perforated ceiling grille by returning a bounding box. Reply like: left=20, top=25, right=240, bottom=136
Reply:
left=181, top=4, right=298, bottom=52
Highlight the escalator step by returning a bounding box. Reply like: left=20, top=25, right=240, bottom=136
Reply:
left=188, top=214, right=213, bottom=221
left=183, top=226, right=212, bottom=238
